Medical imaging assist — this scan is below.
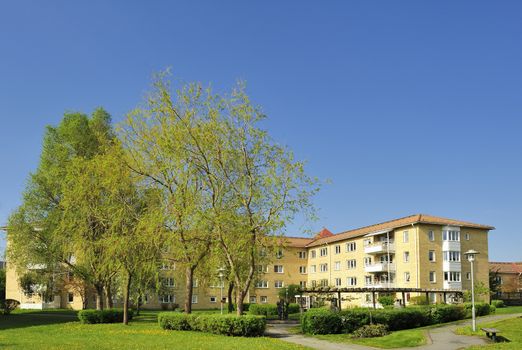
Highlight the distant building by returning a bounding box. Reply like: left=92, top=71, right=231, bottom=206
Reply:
left=490, top=261, right=522, bottom=292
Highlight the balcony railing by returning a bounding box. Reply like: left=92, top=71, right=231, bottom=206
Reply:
left=364, top=241, right=395, bottom=254
left=365, top=282, right=396, bottom=288
left=364, top=262, right=396, bottom=273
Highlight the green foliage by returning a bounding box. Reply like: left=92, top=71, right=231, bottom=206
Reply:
left=463, top=302, right=495, bottom=317
left=77, top=309, right=133, bottom=324
left=0, top=269, right=5, bottom=300
left=369, top=308, right=432, bottom=331
left=301, top=308, right=342, bottom=334
left=428, top=304, right=466, bottom=323
left=409, top=296, right=429, bottom=305
left=287, top=303, right=300, bottom=314
left=248, top=304, right=277, bottom=316
left=18, top=272, right=38, bottom=296
left=158, top=312, right=266, bottom=337
left=491, top=300, right=505, bottom=308
left=0, top=299, right=20, bottom=315
left=377, top=295, right=395, bottom=307
left=352, top=324, right=389, bottom=338
left=278, top=284, right=300, bottom=302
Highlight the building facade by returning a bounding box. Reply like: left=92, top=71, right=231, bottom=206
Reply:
left=5, top=214, right=494, bottom=310
left=490, top=261, right=522, bottom=292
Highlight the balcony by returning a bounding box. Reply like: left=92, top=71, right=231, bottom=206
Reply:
left=365, top=262, right=396, bottom=273
left=443, top=281, right=462, bottom=290
left=364, top=241, right=395, bottom=254
left=365, top=282, right=396, bottom=289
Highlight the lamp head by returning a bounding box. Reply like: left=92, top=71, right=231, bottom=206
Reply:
left=464, top=249, right=479, bottom=262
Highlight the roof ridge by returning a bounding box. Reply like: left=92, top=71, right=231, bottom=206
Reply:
left=336, top=214, right=420, bottom=235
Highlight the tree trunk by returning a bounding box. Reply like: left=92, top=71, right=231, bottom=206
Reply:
left=236, top=290, right=246, bottom=316
left=105, top=283, right=113, bottom=308
left=95, top=284, right=104, bottom=310
left=184, top=266, right=195, bottom=314
left=123, top=271, right=132, bottom=325
left=227, top=281, right=234, bottom=313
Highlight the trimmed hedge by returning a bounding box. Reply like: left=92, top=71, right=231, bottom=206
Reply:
left=158, top=312, right=266, bottom=337
left=248, top=303, right=300, bottom=317
left=464, top=302, right=495, bottom=317
left=302, top=304, right=468, bottom=335
left=78, top=309, right=133, bottom=324
left=491, top=300, right=505, bottom=308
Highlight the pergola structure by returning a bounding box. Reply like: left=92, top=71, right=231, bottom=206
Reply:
left=298, top=287, right=464, bottom=309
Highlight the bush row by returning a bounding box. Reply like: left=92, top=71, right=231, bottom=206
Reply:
left=491, top=300, right=505, bottom=308
left=158, top=312, right=266, bottom=337
left=78, top=309, right=133, bottom=324
left=248, top=303, right=299, bottom=316
left=301, top=303, right=495, bottom=335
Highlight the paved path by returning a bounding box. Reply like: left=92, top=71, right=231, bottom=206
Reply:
left=266, top=313, right=522, bottom=350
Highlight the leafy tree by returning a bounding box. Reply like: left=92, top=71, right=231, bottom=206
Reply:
left=0, top=268, right=6, bottom=300
left=278, top=284, right=300, bottom=303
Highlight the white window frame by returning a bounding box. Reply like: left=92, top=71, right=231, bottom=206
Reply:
left=429, top=271, right=436, bottom=283
left=403, top=231, right=409, bottom=243
left=428, top=230, right=435, bottom=241
left=274, top=265, right=284, bottom=273
left=428, top=250, right=436, bottom=262
left=299, top=266, right=307, bottom=274
left=274, top=280, right=284, bottom=289
left=320, top=247, right=328, bottom=257
left=192, top=295, right=198, bottom=304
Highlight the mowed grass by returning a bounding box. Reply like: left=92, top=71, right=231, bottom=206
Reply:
left=493, top=305, right=522, bottom=315
left=456, top=316, right=522, bottom=350
left=0, top=310, right=310, bottom=350
left=311, top=328, right=427, bottom=348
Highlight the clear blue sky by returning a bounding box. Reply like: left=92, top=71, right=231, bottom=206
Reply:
left=1, top=1, right=521, bottom=260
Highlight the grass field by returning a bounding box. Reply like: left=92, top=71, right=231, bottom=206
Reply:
left=0, top=310, right=310, bottom=350
left=456, top=316, right=522, bottom=350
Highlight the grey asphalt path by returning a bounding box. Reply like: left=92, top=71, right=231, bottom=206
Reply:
left=266, top=313, right=522, bottom=350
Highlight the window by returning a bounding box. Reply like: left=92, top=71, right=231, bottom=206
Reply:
left=442, top=230, right=460, bottom=241
left=347, top=259, right=357, bottom=269
left=311, top=280, right=317, bottom=288
left=320, top=247, right=328, bottom=256
left=298, top=251, right=307, bottom=259
left=429, top=271, right=436, bottom=283
left=495, top=276, right=503, bottom=284
left=364, top=257, right=372, bottom=266
left=310, top=265, right=316, bottom=273
left=299, top=281, right=307, bottom=288
left=465, top=233, right=470, bottom=240
left=334, top=261, right=341, bottom=271
left=260, top=296, right=268, bottom=303
left=466, top=272, right=471, bottom=280
left=257, top=265, right=268, bottom=273
left=363, top=238, right=372, bottom=246
left=68, top=293, right=74, bottom=303
left=347, top=277, right=357, bottom=286
left=335, top=278, right=342, bottom=287
left=346, top=242, right=356, bottom=252
left=249, top=296, right=257, bottom=303
left=335, top=245, right=341, bottom=254
left=365, top=275, right=372, bottom=286
left=274, top=265, right=284, bottom=273
left=210, top=296, right=217, bottom=303
left=320, top=279, right=328, bottom=287
left=274, top=280, right=284, bottom=288
left=311, top=250, right=316, bottom=258
left=404, top=272, right=411, bottom=283
left=428, top=230, right=435, bottom=241
left=403, top=231, right=409, bottom=243
left=161, top=294, right=175, bottom=303
left=443, top=251, right=461, bottom=262
left=299, top=266, right=307, bottom=274
left=161, top=261, right=175, bottom=270
left=192, top=279, right=198, bottom=288
left=163, top=277, right=176, bottom=287
left=276, top=249, right=284, bottom=259
left=320, top=263, right=328, bottom=272
left=192, top=295, right=198, bottom=304
left=403, top=251, right=410, bottom=262
left=444, top=272, right=461, bottom=282
left=428, top=250, right=436, bottom=262
left=255, top=280, right=268, bottom=288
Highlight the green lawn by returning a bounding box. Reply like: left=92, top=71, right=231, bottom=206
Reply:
left=492, top=306, right=522, bottom=315
left=310, top=328, right=427, bottom=348
left=0, top=310, right=310, bottom=350
left=455, top=316, right=522, bottom=350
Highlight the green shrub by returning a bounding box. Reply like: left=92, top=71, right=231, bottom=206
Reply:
left=158, top=312, right=266, bottom=337
left=491, top=300, right=505, bottom=308
left=371, top=308, right=432, bottom=331
left=463, top=302, right=494, bottom=317
left=301, top=308, right=342, bottom=334
left=288, top=303, right=300, bottom=314
left=339, top=308, right=373, bottom=333
left=378, top=295, right=395, bottom=307
left=429, top=304, right=466, bottom=324
left=352, top=324, right=388, bottom=338
left=0, top=299, right=20, bottom=315
left=248, top=304, right=278, bottom=316
left=78, top=309, right=133, bottom=324
left=409, top=296, right=429, bottom=305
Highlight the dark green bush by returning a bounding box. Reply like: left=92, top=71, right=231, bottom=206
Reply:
left=491, top=300, right=505, bottom=308
left=429, top=304, right=466, bottom=324
left=464, top=302, right=494, bottom=317
left=301, top=308, right=342, bottom=334
left=78, top=309, right=133, bottom=324
left=339, top=308, right=373, bottom=333
left=158, top=312, right=266, bottom=337
left=288, top=303, right=300, bottom=314
left=0, top=299, right=20, bottom=315
left=248, top=304, right=278, bottom=316
left=352, top=324, right=388, bottom=338
left=378, top=295, right=395, bottom=307
left=371, top=308, right=431, bottom=331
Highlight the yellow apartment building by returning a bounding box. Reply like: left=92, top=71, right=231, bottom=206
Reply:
left=4, top=214, right=494, bottom=310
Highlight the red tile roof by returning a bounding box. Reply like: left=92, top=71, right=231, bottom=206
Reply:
left=490, top=262, right=522, bottom=274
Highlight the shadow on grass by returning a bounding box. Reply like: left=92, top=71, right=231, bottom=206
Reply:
left=0, top=310, right=78, bottom=330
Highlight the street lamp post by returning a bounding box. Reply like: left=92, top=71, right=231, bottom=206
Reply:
left=464, top=249, right=480, bottom=332
left=218, top=267, right=226, bottom=315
